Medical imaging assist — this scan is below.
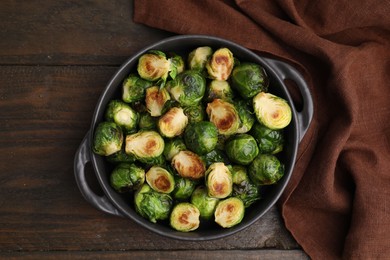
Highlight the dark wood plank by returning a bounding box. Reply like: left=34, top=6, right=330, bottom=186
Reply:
left=0, top=0, right=172, bottom=66
left=0, top=65, right=300, bottom=252
left=2, top=250, right=309, bottom=259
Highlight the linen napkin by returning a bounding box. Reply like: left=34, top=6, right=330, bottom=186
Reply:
left=133, top=0, right=390, bottom=259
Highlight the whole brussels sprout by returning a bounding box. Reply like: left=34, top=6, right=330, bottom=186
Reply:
left=110, top=163, right=145, bottom=193
left=235, top=99, right=255, bottom=134
left=225, top=134, right=259, bottom=165
left=163, top=137, right=187, bottom=161
left=183, top=104, right=205, bottom=123
left=122, top=74, right=152, bottom=103
left=201, top=149, right=227, bottom=168
left=170, top=202, right=200, bottom=232
left=253, top=92, right=292, bottom=130
left=191, top=186, right=219, bottom=220
left=167, top=70, right=206, bottom=107
left=138, top=112, right=158, bottom=130
left=248, top=154, right=284, bottom=185
left=125, top=130, right=164, bottom=164
left=172, top=175, right=197, bottom=201
left=106, top=147, right=135, bottom=164
left=134, top=184, right=173, bottom=223
left=188, top=46, right=213, bottom=72
left=145, top=86, right=171, bottom=117
left=171, top=150, right=206, bottom=180
left=206, top=48, right=234, bottom=81
left=206, top=80, right=234, bottom=102
left=92, top=121, right=123, bottom=156
left=145, top=166, right=175, bottom=194
left=105, top=100, right=139, bottom=134
left=158, top=107, right=189, bottom=138
left=250, top=122, right=284, bottom=154
left=231, top=62, right=269, bottom=99
left=214, top=197, right=245, bottom=228
left=183, top=121, right=218, bottom=155
left=231, top=165, right=260, bottom=208
left=205, top=162, right=233, bottom=199
left=206, top=99, right=240, bottom=135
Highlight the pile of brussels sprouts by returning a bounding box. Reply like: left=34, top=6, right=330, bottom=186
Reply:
left=92, top=46, right=292, bottom=232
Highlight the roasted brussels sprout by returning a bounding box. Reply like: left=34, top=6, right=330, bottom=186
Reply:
left=205, top=162, right=233, bottom=199
left=201, top=149, right=227, bottom=168
left=231, top=62, right=269, bottom=99
left=105, top=100, right=139, bottom=134
left=137, top=50, right=171, bottom=86
left=134, top=184, right=173, bottom=223
left=248, top=154, right=284, bottom=185
left=250, top=122, right=284, bottom=154
left=158, top=107, right=189, bottom=138
left=214, top=197, right=245, bottom=228
left=138, top=112, right=157, bottom=130
left=170, top=202, right=200, bottom=232
left=235, top=99, right=255, bottom=134
left=145, top=86, right=171, bottom=117
left=169, top=52, right=185, bottom=78
left=188, top=46, right=213, bottom=72
left=125, top=130, right=164, bottom=164
left=206, top=80, right=234, bottom=101
left=92, top=121, right=123, bottom=156
left=183, top=104, right=205, bottom=123
left=172, top=175, right=197, bottom=201
left=171, top=150, right=206, bottom=180
left=122, top=74, right=152, bottom=103
left=110, top=163, right=145, bottom=193
left=190, top=185, right=219, bottom=220
left=167, top=70, right=206, bottom=107
left=183, top=121, right=218, bottom=155
left=231, top=165, right=260, bottom=207
left=206, top=48, right=234, bottom=81
left=206, top=99, right=240, bottom=135
left=145, top=166, right=175, bottom=194
left=253, top=92, right=292, bottom=130
left=225, top=134, right=259, bottom=165
left=106, top=147, right=135, bottom=164
left=163, top=137, right=187, bottom=161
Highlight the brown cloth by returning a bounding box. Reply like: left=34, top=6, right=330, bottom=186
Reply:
left=133, top=1, right=390, bottom=259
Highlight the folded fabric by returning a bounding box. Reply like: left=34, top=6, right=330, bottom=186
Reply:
left=133, top=1, right=390, bottom=259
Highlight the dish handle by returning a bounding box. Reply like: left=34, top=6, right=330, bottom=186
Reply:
left=74, top=131, right=123, bottom=217
left=263, top=57, right=314, bottom=142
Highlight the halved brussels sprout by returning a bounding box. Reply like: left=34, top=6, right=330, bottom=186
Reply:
left=248, top=154, right=284, bottom=185
left=250, top=122, right=284, bottom=154
left=158, top=107, right=188, bottom=138
left=138, top=112, right=157, bottom=130
left=206, top=80, right=234, bottom=101
left=171, top=150, right=206, bottom=180
left=167, top=70, right=206, bottom=107
left=106, top=147, right=135, bottom=164
left=110, top=163, right=145, bottom=193
left=235, top=99, right=255, bottom=134
left=214, top=197, right=245, bottom=228
left=145, top=166, right=175, bottom=194
left=206, top=99, right=240, bottom=135
left=169, top=52, right=185, bottom=79
left=253, top=92, right=292, bottom=130
left=231, top=62, right=269, bottom=99
left=122, top=74, right=152, bottom=103
left=231, top=165, right=260, bottom=208
left=183, top=121, right=218, bottom=155
left=183, top=104, right=205, bottom=123
left=225, top=134, right=259, bottom=165
left=105, top=100, right=139, bottom=134
left=134, top=184, right=173, bottom=223
left=145, top=86, right=171, bottom=117
left=163, top=137, right=187, bottom=161
left=125, top=130, right=164, bottom=164
left=137, top=50, right=170, bottom=85
left=188, top=46, right=213, bottom=72
left=190, top=185, right=219, bottom=220
left=92, top=121, right=123, bottom=156
left=205, top=162, right=233, bottom=199
left=201, top=149, right=227, bottom=168
left=172, top=175, right=197, bottom=201
left=170, top=202, right=200, bottom=232
left=206, top=48, right=234, bottom=81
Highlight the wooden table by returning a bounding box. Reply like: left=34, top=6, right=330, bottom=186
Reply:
left=0, top=1, right=309, bottom=259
